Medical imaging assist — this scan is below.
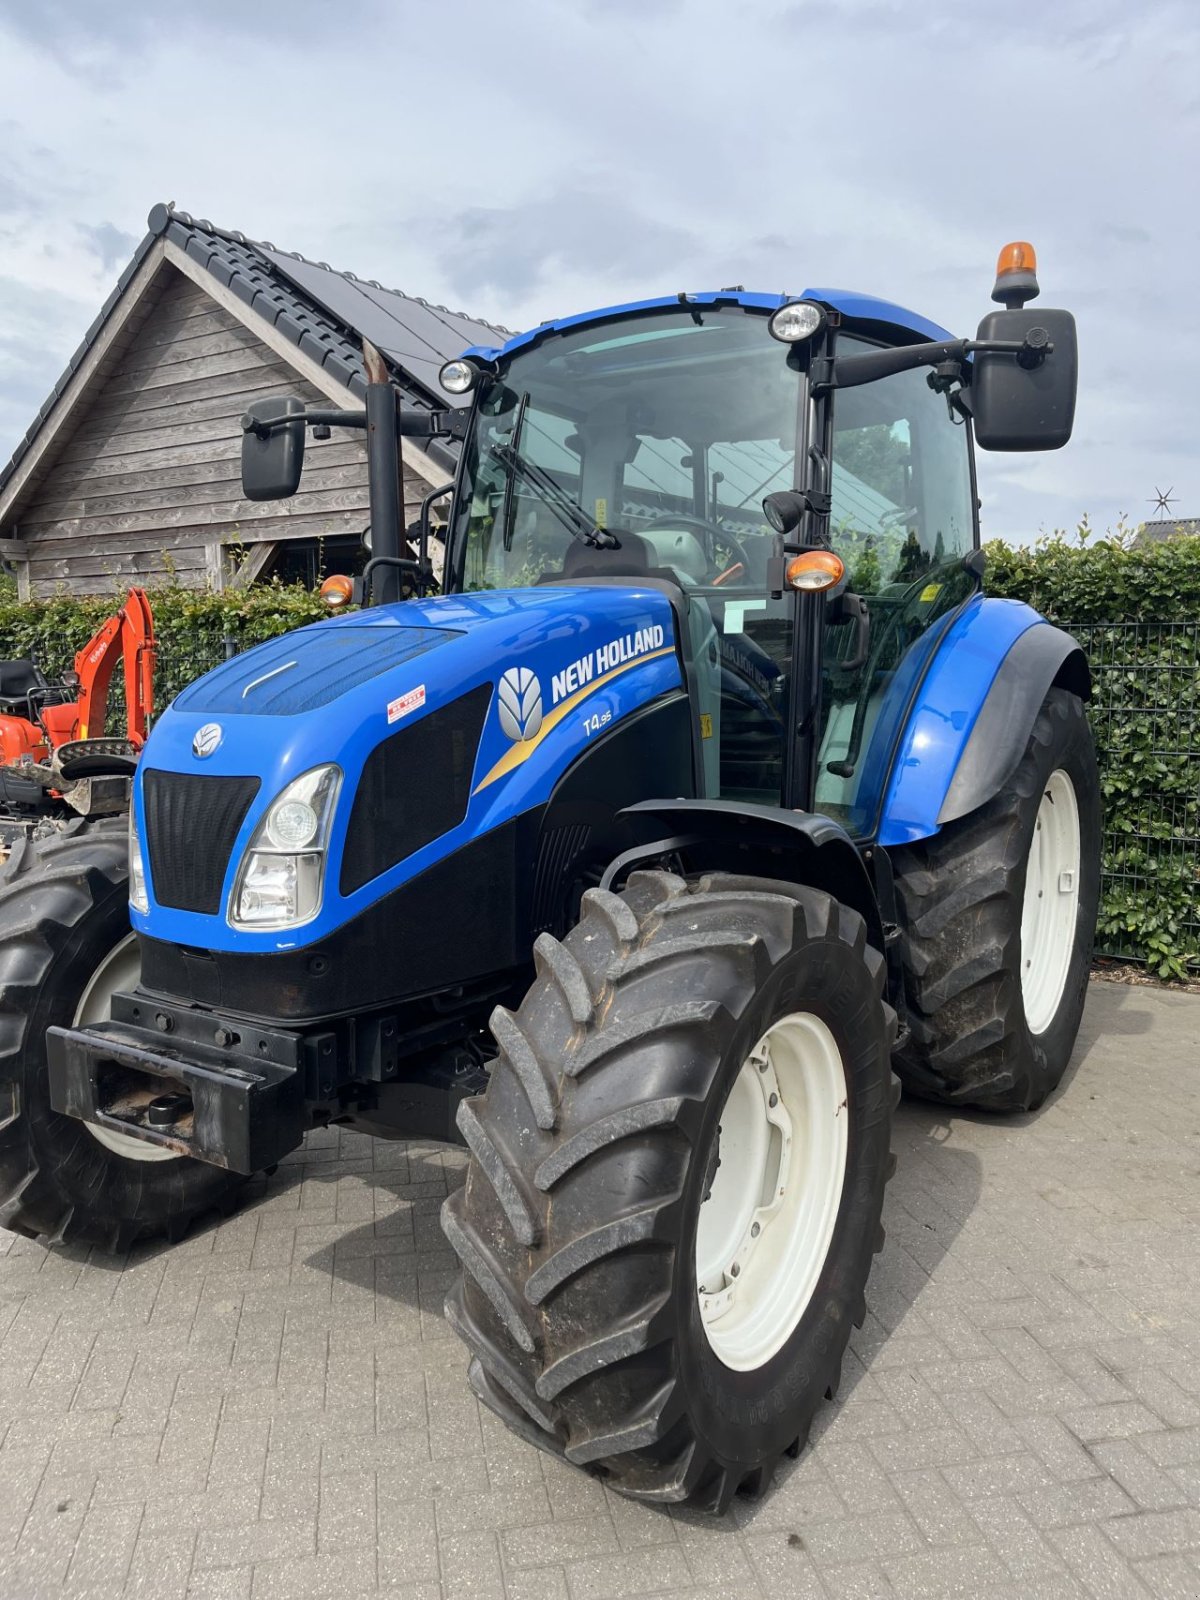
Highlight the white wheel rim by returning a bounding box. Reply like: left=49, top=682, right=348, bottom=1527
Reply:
left=695, top=1012, right=848, bottom=1372
left=1020, top=768, right=1081, bottom=1036
left=74, top=933, right=178, bottom=1163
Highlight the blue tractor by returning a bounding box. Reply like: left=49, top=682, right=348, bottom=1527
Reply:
left=1, top=243, right=1099, bottom=1510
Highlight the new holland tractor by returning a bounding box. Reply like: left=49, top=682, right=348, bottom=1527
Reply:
left=0, top=242, right=1099, bottom=1510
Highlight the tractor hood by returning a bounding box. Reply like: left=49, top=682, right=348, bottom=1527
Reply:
left=133, top=585, right=683, bottom=953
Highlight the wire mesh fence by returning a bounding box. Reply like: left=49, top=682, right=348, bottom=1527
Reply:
left=1066, top=621, right=1200, bottom=971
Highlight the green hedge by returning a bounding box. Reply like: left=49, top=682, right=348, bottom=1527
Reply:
left=2, top=535, right=1197, bottom=976
left=985, top=531, right=1200, bottom=978
left=984, top=524, right=1200, bottom=620
left=0, top=581, right=329, bottom=705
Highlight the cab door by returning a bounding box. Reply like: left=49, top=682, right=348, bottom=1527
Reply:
left=816, top=338, right=978, bottom=838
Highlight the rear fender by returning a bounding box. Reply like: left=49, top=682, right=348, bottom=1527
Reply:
left=877, top=599, right=1090, bottom=847
left=606, top=797, right=884, bottom=954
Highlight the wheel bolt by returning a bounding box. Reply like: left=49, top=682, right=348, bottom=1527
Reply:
left=768, top=1092, right=778, bottom=1109
left=751, top=1222, right=761, bottom=1238
left=729, top=1263, right=740, bottom=1277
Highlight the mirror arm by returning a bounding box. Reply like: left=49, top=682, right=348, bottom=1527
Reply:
left=816, top=329, right=1054, bottom=394
left=241, top=407, right=365, bottom=439
left=241, top=403, right=468, bottom=442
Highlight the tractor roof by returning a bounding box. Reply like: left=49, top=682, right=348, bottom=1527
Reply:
left=461, top=289, right=954, bottom=364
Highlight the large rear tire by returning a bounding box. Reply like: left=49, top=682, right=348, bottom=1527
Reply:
left=442, top=870, right=897, bottom=1511
left=0, top=820, right=246, bottom=1250
left=891, top=688, right=1101, bottom=1112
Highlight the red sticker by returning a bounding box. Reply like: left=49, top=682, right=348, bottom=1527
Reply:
left=387, top=685, right=426, bottom=724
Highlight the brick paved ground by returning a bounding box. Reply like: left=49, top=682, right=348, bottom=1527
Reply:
left=1, top=977, right=1198, bottom=1600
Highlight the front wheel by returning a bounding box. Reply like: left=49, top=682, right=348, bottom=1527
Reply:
left=0, top=821, right=247, bottom=1250
left=442, top=870, right=897, bottom=1511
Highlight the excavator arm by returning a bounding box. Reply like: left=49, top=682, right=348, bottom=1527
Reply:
left=71, top=588, right=156, bottom=747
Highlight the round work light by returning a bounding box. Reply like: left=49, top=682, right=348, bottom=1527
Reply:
left=439, top=359, right=478, bottom=395
left=768, top=301, right=825, bottom=343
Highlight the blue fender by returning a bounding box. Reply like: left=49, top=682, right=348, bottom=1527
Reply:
left=873, top=597, right=1090, bottom=848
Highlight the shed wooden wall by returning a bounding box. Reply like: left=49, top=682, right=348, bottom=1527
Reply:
left=8, top=267, right=434, bottom=597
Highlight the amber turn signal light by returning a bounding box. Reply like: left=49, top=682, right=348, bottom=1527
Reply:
left=320, top=573, right=355, bottom=608
left=785, top=550, right=845, bottom=592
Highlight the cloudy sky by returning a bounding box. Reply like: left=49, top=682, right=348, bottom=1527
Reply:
left=0, top=0, right=1195, bottom=541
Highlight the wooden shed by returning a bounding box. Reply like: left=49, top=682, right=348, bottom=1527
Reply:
left=0, top=204, right=510, bottom=597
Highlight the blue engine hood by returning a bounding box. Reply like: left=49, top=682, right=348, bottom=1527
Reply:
left=135, top=586, right=683, bottom=952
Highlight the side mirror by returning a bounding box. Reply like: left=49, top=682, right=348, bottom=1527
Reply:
left=971, top=308, right=1078, bottom=452
left=241, top=397, right=306, bottom=500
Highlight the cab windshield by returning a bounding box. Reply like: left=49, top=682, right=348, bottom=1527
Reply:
left=451, top=308, right=801, bottom=593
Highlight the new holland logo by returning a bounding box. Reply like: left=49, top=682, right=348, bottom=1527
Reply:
left=497, top=667, right=543, bottom=743
left=192, top=722, right=223, bottom=759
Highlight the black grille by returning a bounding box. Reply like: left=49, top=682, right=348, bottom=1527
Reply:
left=531, top=823, right=591, bottom=935
left=340, top=685, right=492, bottom=895
left=143, top=770, right=261, bottom=914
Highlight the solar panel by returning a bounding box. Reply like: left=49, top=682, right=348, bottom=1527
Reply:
left=261, top=250, right=513, bottom=404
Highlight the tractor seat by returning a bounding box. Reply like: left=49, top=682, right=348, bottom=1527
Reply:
left=560, top=532, right=654, bottom=581
left=0, top=659, right=50, bottom=716
left=539, top=532, right=685, bottom=587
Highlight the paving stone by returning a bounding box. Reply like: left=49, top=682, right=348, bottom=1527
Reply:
left=439, top=1527, right=503, bottom=1600
left=1089, top=1438, right=1192, bottom=1513
left=563, top=1545, right=694, bottom=1600
left=884, top=1541, right=1010, bottom=1597
left=501, top=1516, right=619, bottom=1569
left=1100, top=1508, right=1200, bottom=1562
left=1049, top=1523, right=1154, bottom=1598
left=1132, top=1554, right=1200, bottom=1598
left=125, top=1530, right=198, bottom=1598
left=194, top=1515, right=317, bottom=1570
left=1063, top=1402, right=1166, bottom=1442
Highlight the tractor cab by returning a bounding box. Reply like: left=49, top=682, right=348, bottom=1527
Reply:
left=435, top=267, right=1071, bottom=841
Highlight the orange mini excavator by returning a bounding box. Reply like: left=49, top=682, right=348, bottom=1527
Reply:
left=0, top=587, right=156, bottom=848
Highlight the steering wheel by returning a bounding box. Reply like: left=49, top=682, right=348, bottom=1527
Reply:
left=642, top=513, right=755, bottom=585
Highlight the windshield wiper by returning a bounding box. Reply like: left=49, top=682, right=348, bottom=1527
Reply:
left=491, top=440, right=621, bottom=551
left=500, top=393, right=529, bottom=552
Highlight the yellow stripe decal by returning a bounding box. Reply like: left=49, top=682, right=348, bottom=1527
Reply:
left=473, top=646, right=675, bottom=795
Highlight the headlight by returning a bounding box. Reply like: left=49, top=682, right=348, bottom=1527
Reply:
left=267, top=799, right=319, bottom=850
left=229, top=764, right=341, bottom=931
left=129, top=801, right=149, bottom=914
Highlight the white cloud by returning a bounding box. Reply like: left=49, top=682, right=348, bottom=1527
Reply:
left=0, top=0, right=1196, bottom=538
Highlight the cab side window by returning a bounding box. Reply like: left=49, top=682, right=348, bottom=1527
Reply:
left=829, top=340, right=974, bottom=592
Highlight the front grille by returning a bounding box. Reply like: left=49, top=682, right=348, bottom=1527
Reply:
left=340, top=684, right=492, bottom=895
left=143, top=770, right=261, bottom=914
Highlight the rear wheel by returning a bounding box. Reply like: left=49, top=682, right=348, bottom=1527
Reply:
left=891, top=688, right=1101, bottom=1112
left=442, top=870, right=897, bottom=1510
left=0, top=820, right=246, bottom=1249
